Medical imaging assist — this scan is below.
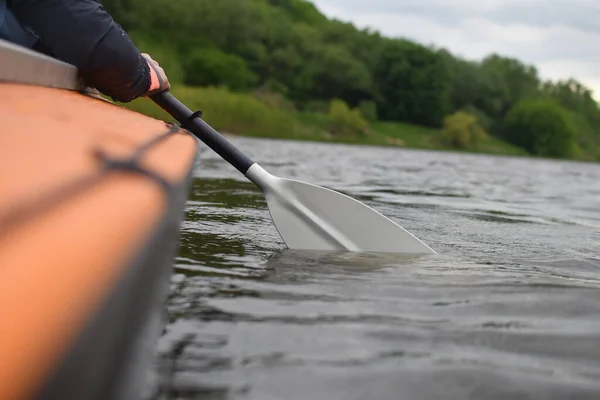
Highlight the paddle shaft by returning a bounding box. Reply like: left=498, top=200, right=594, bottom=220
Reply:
left=149, top=92, right=436, bottom=254
left=150, top=91, right=254, bottom=175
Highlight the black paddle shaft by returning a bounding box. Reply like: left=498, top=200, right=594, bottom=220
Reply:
left=150, top=91, right=254, bottom=175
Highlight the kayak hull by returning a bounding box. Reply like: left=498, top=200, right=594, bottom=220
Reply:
left=0, top=83, right=198, bottom=400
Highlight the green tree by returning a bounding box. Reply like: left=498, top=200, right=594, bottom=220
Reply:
left=297, top=45, right=373, bottom=106
left=266, top=0, right=328, bottom=25
left=320, top=20, right=384, bottom=74
left=439, top=51, right=484, bottom=113
left=541, top=78, right=600, bottom=131
left=503, top=99, right=579, bottom=158
left=479, top=54, right=541, bottom=128
left=183, top=48, right=258, bottom=90
left=374, top=39, right=451, bottom=127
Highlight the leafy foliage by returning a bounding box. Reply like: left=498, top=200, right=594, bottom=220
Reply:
left=503, top=99, right=579, bottom=158
left=328, top=99, right=369, bottom=137
left=102, top=0, right=600, bottom=160
left=375, top=39, right=450, bottom=127
left=442, top=111, right=489, bottom=149
left=183, top=47, right=258, bottom=90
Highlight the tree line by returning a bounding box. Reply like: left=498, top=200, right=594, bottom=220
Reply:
left=104, top=0, right=600, bottom=159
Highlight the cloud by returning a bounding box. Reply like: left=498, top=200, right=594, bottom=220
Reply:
left=312, top=0, right=600, bottom=98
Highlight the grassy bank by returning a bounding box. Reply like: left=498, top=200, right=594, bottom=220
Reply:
left=123, top=85, right=535, bottom=158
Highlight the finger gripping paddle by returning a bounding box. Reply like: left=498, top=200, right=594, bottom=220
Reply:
left=150, top=91, right=436, bottom=255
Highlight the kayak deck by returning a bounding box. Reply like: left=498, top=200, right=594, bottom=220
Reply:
left=0, top=83, right=197, bottom=400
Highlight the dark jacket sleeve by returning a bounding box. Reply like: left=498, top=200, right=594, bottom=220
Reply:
left=9, top=0, right=150, bottom=102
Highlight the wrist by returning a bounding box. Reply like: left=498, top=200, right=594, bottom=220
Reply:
left=147, top=60, right=160, bottom=92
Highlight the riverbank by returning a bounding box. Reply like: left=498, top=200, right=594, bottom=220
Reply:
left=123, top=85, right=580, bottom=160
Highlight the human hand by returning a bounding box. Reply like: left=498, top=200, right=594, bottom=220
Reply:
left=141, top=53, right=170, bottom=95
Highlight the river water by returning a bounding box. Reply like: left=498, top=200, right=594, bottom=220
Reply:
left=146, top=137, right=600, bottom=400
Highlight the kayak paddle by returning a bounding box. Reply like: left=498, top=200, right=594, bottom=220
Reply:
left=150, top=91, right=436, bottom=255
left=0, top=40, right=433, bottom=253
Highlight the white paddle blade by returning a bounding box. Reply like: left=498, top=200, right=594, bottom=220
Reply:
left=246, top=164, right=436, bottom=254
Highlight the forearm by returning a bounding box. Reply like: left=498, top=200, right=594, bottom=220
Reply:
left=80, top=24, right=151, bottom=102
left=10, top=0, right=150, bottom=102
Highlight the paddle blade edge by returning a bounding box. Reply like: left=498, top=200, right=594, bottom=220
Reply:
left=246, top=164, right=436, bottom=255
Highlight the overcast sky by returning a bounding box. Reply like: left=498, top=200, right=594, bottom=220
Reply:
left=312, top=0, right=600, bottom=99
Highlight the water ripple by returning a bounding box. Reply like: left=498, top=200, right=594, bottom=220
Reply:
left=145, top=138, right=600, bottom=400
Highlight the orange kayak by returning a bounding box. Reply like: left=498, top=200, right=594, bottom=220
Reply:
left=0, top=45, right=198, bottom=400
